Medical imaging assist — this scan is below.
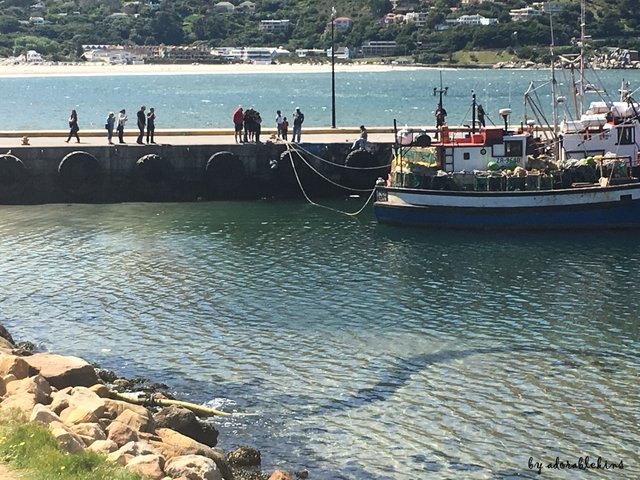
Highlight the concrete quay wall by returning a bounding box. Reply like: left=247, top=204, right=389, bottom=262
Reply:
left=0, top=137, right=392, bottom=204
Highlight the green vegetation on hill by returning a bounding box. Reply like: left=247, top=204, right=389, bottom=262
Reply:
left=0, top=0, right=638, bottom=62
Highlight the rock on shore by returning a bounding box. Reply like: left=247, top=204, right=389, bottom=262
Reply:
left=0, top=324, right=297, bottom=480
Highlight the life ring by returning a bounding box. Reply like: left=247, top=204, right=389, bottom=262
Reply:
left=343, top=149, right=387, bottom=191
left=134, top=154, right=174, bottom=185
left=58, top=151, right=101, bottom=195
left=0, top=154, right=27, bottom=198
left=205, top=151, right=246, bottom=195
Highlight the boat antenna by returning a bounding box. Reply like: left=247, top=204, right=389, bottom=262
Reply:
left=579, top=0, right=586, bottom=116
left=433, top=71, right=448, bottom=114
left=550, top=11, right=558, bottom=138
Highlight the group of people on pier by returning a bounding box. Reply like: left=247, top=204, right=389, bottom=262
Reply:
left=65, top=107, right=156, bottom=145
left=232, top=106, right=304, bottom=144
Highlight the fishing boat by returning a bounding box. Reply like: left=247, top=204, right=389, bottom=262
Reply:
left=373, top=3, right=640, bottom=230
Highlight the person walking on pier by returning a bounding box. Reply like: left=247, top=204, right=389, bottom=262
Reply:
left=232, top=105, right=244, bottom=143
left=106, top=112, right=115, bottom=145
left=292, top=107, right=304, bottom=143
left=65, top=109, right=80, bottom=143
left=146, top=107, right=156, bottom=144
left=116, top=109, right=128, bottom=143
left=136, top=106, right=146, bottom=144
left=282, top=117, right=289, bottom=141
left=275, top=110, right=284, bottom=139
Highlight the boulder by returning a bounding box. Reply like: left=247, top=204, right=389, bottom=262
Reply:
left=151, top=428, right=232, bottom=480
left=5, top=374, right=51, bottom=404
left=106, top=420, right=139, bottom=447
left=0, top=337, right=14, bottom=352
left=59, top=387, right=106, bottom=425
left=49, top=391, right=71, bottom=415
left=114, top=407, right=155, bottom=433
left=0, top=376, right=5, bottom=397
left=89, top=383, right=111, bottom=398
left=153, top=405, right=218, bottom=446
left=0, top=354, right=31, bottom=380
left=227, top=446, right=261, bottom=469
left=23, top=353, right=99, bottom=389
left=268, top=470, right=292, bottom=480
left=50, top=427, right=86, bottom=453
left=165, top=455, right=222, bottom=480
left=0, top=323, right=15, bottom=345
left=68, top=422, right=106, bottom=446
left=103, top=398, right=151, bottom=420
left=30, top=404, right=62, bottom=426
left=0, top=391, right=39, bottom=413
left=107, top=440, right=159, bottom=465
left=126, top=454, right=166, bottom=480
left=88, top=439, right=119, bottom=454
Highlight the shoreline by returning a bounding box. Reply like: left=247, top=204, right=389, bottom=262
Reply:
left=0, top=61, right=428, bottom=78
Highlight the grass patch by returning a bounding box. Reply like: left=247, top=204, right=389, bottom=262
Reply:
left=453, top=50, right=515, bottom=65
left=0, top=414, right=142, bottom=480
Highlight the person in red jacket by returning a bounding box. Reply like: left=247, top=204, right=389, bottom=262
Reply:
left=232, top=106, right=244, bottom=143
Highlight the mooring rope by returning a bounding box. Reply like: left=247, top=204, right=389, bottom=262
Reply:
left=286, top=141, right=393, bottom=170
left=284, top=143, right=377, bottom=217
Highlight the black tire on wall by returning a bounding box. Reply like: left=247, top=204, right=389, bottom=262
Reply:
left=343, top=149, right=384, bottom=191
left=58, top=151, right=101, bottom=195
left=0, top=154, right=27, bottom=198
left=135, top=154, right=174, bottom=185
left=205, top=151, right=246, bottom=195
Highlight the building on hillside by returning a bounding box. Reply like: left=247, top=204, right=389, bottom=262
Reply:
left=236, top=1, right=256, bottom=13
left=213, top=2, right=235, bottom=13
left=361, top=41, right=397, bottom=57
left=461, top=0, right=495, bottom=4
left=161, top=45, right=212, bottom=62
left=28, top=16, right=45, bottom=25
left=382, top=13, right=405, bottom=27
left=446, top=14, right=498, bottom=26
left=295, top=48, right=325, bottom=57
left=509, top=7, right=543, bottom=21
left=259, top=20, right=290, bottom=33
left=26, top=50, right=43, bottom=62
left=327, top=46, right=351, bottom=60
left=531, top=2, right=564, bottom=13
left=391, top=0, right=420, bottom=14
left=329, top=16, right=353, bottom=31
left=405, top=12, right=428, bottom=27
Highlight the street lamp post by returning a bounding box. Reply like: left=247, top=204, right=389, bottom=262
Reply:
left=331, top=6, right=336, bottom=128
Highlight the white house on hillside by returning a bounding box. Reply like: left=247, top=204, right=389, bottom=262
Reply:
left=446, top=14, right=498, bottom=26
left=509, top=7, right=543, bottom=21
left=405, top=12, right=428, bottom=27
left=214, top=2, right=235, bottom=13
left=259, top=20, right=290, bottom=33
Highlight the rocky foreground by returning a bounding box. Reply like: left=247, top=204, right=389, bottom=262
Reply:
left=0, top=324, right=298, bottom=480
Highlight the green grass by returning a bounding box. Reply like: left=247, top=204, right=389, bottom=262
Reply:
left=0, top=415, right=143, bottom=480
left=453, top=50, right=517, bottom=65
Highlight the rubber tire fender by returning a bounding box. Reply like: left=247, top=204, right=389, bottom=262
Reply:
left=58, top=151, right=101, bottom=192
left=205, top=151, right=246, bottom=194
left=135, top=154, right=174, bottom=184
left=0, top=154, right=27, bottom=195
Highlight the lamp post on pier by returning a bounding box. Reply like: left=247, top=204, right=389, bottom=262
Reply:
left=330, top=6, right=336, bottom=128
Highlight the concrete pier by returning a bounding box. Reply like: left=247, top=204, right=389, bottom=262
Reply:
left=0, top=128, right=394, bottom=204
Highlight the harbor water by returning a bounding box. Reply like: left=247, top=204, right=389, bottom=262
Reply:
left=1, top=200, right=638, bottom=479
left=2, top=68, right=640, bottom=131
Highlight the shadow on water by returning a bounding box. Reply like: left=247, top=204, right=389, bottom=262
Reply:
left=308, top=345, right=638, bottom=416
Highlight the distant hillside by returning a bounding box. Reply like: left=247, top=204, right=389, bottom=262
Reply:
left=0, top=0, right=638, bottom=62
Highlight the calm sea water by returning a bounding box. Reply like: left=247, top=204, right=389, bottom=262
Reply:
left=1, top=201, right=638, bottom=479
left=2, top=68, right=640, bottom=130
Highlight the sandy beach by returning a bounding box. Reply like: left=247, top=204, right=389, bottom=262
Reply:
left=0, top=61, right=424, bottom=78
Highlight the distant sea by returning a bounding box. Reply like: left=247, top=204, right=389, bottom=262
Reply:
left=2, top=68, right=640, bottom=130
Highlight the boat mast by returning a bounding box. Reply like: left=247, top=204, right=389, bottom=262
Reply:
left=550, top=12, right=558, bottom=136
left=579, top=0, right=586, bottom=116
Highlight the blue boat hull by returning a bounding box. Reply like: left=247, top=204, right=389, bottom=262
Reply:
left=373, top=185, right=640, bottom=230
